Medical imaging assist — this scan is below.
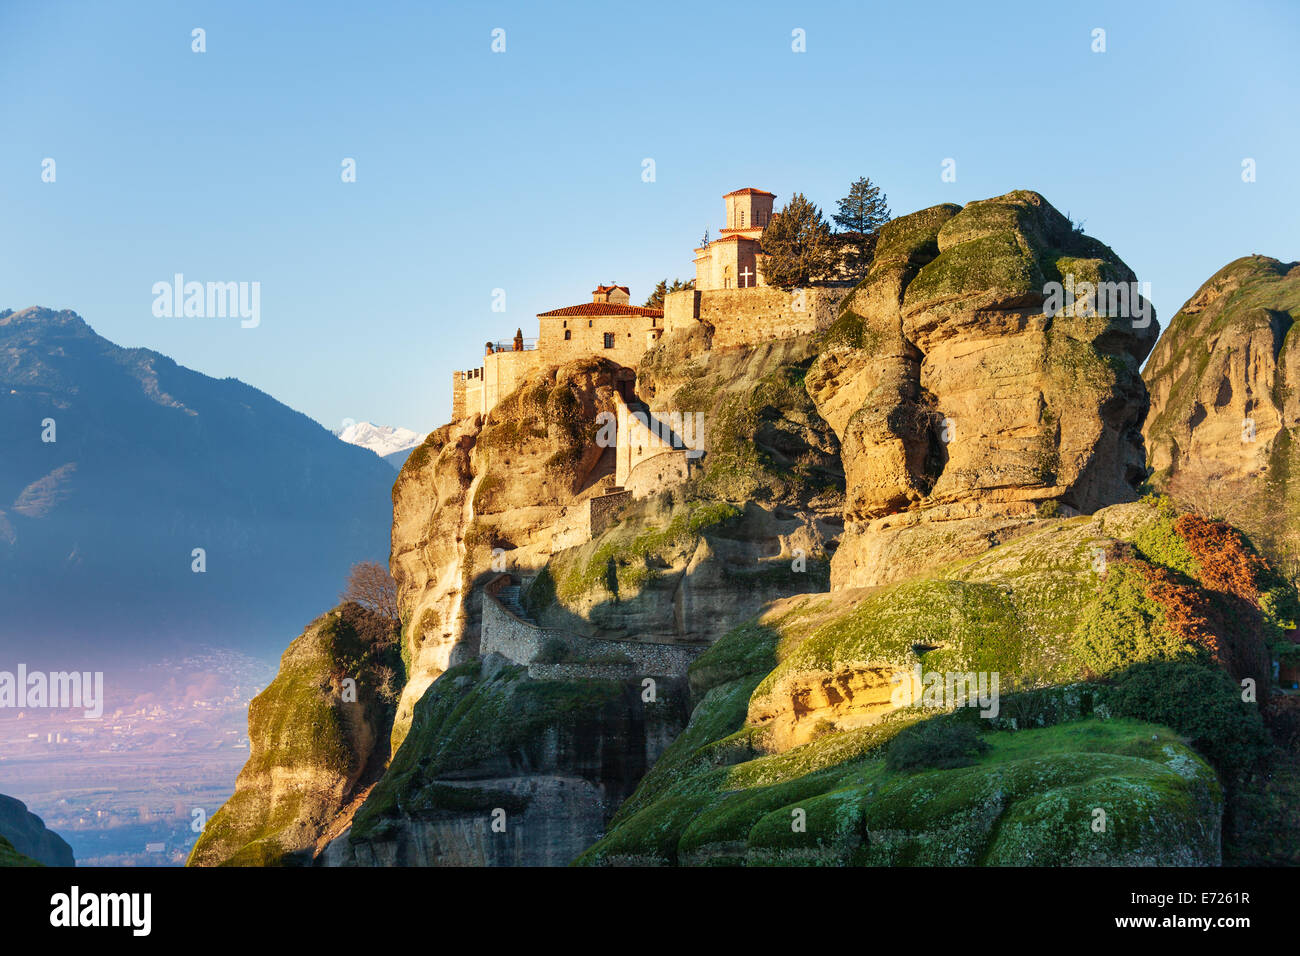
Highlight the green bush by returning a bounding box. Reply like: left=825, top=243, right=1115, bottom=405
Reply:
left=1071, top=563, right=1195, bottom=674
left=1103, top=660, right=1269, bottom=779
left=886, top=719, right=989, bottom=772
left=534, top=636, right=572, bottom=664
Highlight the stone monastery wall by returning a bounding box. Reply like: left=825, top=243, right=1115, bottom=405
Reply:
left=664, top=287, right=847, bottom=349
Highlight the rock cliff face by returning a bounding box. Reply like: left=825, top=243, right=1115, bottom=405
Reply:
left=188, top=604, right=401, bottom=866
left=529, top=333, right=843, bottom=643
left=322, top=655, right=689, bottom=866
left=0, top=794, right=74, bottom=866
left=806, top=191, right=1158, bottom=588
left=390, top=341, right=844, bottom=749
left=216, top=190, right=1298, bottom=868
left=388, top=358, right=630, bottom=748
left=1143, top=255, right=1300, bottom=573
left=579, top=499, right=1286, bottom=866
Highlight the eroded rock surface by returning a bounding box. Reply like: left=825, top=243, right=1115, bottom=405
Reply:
left=1143, top=255, right=1300, bottom=569
left=806, top=191, right=1159, bottom=588
left=323, top=655, right=689, bottom=866
left=187, top=604, right=401, bottom=866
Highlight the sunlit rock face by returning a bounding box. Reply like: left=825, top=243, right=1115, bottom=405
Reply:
left=806, top=191, right=1159, bottom=588
left=1143, top=254, right=1300, bottom=569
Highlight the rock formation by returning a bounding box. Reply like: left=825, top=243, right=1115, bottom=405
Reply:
left=579, top=498, right=1282, bottom=865
left=389, top=358, right=629, bottom=748
left=1143, top=255, right=1300, bottom=574
left=210, top=190, right=1298, bottom=868
left=806, top=191, right=1158, bottom=588
left=322, top=655, right=689, bottom=866
left=0, top=793, right=74, bottom=866
left=188, top=604, right=401, bottom=866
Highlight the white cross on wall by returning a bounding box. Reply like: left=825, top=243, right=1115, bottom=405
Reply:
left=739, top=266, right=753, bottom=287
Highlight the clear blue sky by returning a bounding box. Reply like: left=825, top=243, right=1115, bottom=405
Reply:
left=3, top=0, right=1296, bottom=432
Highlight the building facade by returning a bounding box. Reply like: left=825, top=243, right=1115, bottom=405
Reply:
left=453, top=285, right=663, bottom=420
left=693, top=187, right=776, bottom=290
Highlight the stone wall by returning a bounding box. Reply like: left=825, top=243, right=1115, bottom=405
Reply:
left=537, top=312, right=662, bottom=370
left=664, top=289, right=701, bottom=335
left=527, top=661, right=637, bottom=681
left=614, top=395, right=702, bottom=488
left=588, top=489, right=631, bottom=536
left=549, top=490, right=631, bottom=552
left=481, top=349, right=542, bottom=417
left=699, top=287, right=846, bottom=349
left=480, top=588, right=702, bottom=676
left=451, top=371, right=466, bottom=421
left=625, top=451, right=693, bottom=499
left=663, top=287, right=846, bottom=348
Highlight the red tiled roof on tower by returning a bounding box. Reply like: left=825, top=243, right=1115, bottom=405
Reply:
left=592, top=284, right=630, bottom=295
left=723, top=187, right=776, bottom=198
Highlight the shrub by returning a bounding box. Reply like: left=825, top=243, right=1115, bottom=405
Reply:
left=534, top=636, right=572, bottom=664
left=1071, top=562, right=1195, bottom=674
left=1103, top=659, right=1270, bottom=780
left=886, top=719, right=989, bottom=772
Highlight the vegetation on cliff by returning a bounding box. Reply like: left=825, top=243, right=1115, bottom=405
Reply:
left=187, top=603, right=402, bottom=867
left=1143, top=254, right=1300, bottom=580
left=577, top=499, right=1287, bottom=866
left=0, top=834, right=42, bottom=867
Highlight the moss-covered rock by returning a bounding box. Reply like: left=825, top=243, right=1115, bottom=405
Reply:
left=1143, top=254, right=1300, bottom=576
left=0, top=834, right=42, bottom=867
left=802, top=191, right=1157, bottom=591
left=329, top=655, right=690, bottom=866
left=576, top=499, right=1291, bottom=866
left=187, top=603, right=402, bottom=867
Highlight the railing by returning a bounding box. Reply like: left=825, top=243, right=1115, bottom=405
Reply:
left=488, top=338, right=538, bottom=353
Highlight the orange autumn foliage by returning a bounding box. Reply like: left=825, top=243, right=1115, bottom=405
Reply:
left=1132, top=513, right=1274, bottom=688
left=1173, top=512, right=1267, bottom=605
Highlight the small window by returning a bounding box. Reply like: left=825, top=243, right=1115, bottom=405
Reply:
left=588, top=320, right=593, bottom=327
left=564, top=330, right=571, bottom=340
left=562, top=320, right=567, bottom=328
left=740, top=211, right=745, bottom=227
left=603, top=332, right=614, bottom=348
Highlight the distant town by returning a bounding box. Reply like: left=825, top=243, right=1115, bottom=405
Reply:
left=0, top=649, right=274, bottom=866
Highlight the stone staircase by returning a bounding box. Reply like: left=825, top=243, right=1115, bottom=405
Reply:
left=496, top=583, right=527, bottom=620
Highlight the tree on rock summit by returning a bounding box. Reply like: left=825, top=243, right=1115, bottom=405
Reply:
left=759, top=193, right=836, bottom=288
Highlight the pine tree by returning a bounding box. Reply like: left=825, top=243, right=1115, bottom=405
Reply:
left=643, top=278, right=695, bottom=308
left=833, top=177, right=891, bottom=278
left=643, top=279, right=669, bottom=308
left=758, top=193, right=835, bottom=288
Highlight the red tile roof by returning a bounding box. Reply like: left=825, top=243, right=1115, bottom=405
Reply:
left=723, top=187, right=776, bottom=198
left=593, top=284, right=629, bottom=294
left=705, top=234, right=760, bottom=244
left=538, top=303, right=663, bottom=317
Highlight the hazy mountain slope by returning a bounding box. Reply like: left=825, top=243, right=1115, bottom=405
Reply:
left=0, top=307, right=395, bottom=659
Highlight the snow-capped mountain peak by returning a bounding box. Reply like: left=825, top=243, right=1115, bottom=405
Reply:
left=335, top=421, right=426, bottom=459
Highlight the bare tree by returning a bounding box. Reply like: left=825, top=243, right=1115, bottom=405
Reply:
left=341, top=560, right=398, bottom=622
